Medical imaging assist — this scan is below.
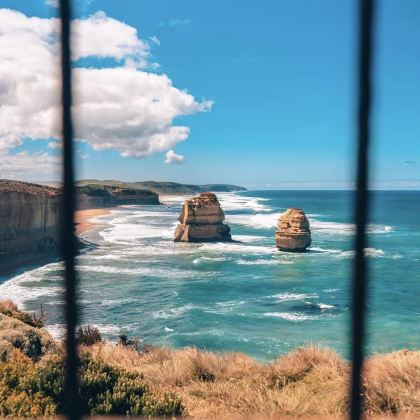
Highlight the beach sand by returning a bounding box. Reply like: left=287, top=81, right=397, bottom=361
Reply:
left=75, top=208, right=111, bottom=236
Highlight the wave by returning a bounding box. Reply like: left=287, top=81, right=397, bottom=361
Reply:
left=308, top=247, right=386, bottom=258
left=310, top=220, right=394, bottom=235
left=236, top=258, right=293, bottom=266
left=0, top=265, right=63, bottom=307
left=215, top=300, right=247, bottom=308
left=217, top=193, right=272, bottom=212
left=200, top=242, right=276, bottom=255
left=272, top=292, right=319, bottom=302
left=232, top=234, right=267, bottom=242
left=100, top=221, right=173, bottom=245
left=338, top=248, right=385, bottom=258
left=304, top=301, right=335, bottom=311
left=226, top=213, right=278, bottom=229
left=264, top=312, right=316, bottom=321
left=79, top=264, right=206, bottom=279
left=152, top=304, right=200, bottom=319
left=193, top=256, right=228, bottom=265
left=308, top=247, right=343, bottom=254
left=100, top=297, right=140, bottom=306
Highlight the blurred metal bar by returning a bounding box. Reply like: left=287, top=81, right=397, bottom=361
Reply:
left=351, top=0, right=376, bottom=418
left=59, top=0, right=80, bottom=418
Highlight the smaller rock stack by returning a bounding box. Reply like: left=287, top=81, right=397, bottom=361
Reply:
left=174, top=192, right=231, bottom=242
left=275, top=208, right=311, bottom=252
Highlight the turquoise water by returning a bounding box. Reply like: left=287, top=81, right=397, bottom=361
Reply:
left=1, top=191, right=419, bottom=360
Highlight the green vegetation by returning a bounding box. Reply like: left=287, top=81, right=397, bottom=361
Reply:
left=73, top=179, right=247, bottom=195
left=0, top=303, right=418, bottom=418
left=0, top=301, right=56, bottom=361
left=76, top=325, right=102, bottom=346
left=0, top=350, right=183, bottom=417
left=0, top=300, right=44, bottom=328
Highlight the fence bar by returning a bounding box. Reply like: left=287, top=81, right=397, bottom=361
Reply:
left=351, top=0, right=376, bottom=418
left=59, top=0, right=80, bottom=418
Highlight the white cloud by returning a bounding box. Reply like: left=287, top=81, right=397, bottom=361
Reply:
left=150, top=35, right=160, bottom=46
left=1, top=151, right=60, bottom=179
left=45, top=0, right=58, bottom=7
left=159, top=18, right=191, bottom=28
left=165, top=149, right=184, bottom=164
left=0, top=8, right=213, bottom=177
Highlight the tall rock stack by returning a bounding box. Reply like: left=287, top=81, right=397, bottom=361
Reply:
left=275, top=208, right=311, bottom=252
left=174, top=192, right=231, bottom=242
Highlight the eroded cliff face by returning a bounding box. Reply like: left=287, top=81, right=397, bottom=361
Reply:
left=0, top=180, right=160, bottom=258
left=174, top=192, right=231, bottom=242
left=76, top=185, right=160, bottom=209
left=275, top=208, right=311, bottom=252
left=0, top=181, right=61, bottom=255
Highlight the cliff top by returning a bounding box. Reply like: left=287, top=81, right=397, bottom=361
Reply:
left=187, top=192, right=220, bottom=208
left=0, top=180, right=59, bottom=195
left=74, top=180, right=247, bottom=195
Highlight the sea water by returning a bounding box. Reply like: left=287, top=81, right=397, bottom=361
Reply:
left=1, top=191, right=419, bottom=360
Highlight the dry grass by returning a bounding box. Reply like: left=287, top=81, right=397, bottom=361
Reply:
left=363, top=350, right=420, bottom=415
left=85, top=343, right=420, bottom=419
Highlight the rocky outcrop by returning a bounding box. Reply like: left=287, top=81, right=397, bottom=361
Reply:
left=275, top=208, right=311, bottom=252
left=174, top=192, right=231, bottom=242
left=0, top=180, right=61, bottom=255
left=76, top=184, right=160, bottom=209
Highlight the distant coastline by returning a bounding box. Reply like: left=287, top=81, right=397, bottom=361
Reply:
left=0, top=179, right=246, bottom=278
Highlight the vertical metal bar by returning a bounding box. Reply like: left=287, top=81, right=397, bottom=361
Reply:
left=351, top=0, right=376, bottom=418
left=59, top=0, right=80, bottom=418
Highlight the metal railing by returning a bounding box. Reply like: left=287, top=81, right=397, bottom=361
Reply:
left=57, top=0, right=376, bottom=418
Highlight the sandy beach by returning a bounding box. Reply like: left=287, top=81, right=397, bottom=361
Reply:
left=75, top=208, right=111, bottom=236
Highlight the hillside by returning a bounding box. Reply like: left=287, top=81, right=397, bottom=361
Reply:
left=74, top=180, right=247, bottom=195
left=0, top=302, right=418, bottom=418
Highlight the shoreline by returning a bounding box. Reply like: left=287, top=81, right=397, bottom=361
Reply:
left=0, top=208, right=111, bottom=281
left=75, top=208, right=111, bottom=236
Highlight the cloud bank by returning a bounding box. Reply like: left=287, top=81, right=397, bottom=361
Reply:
left=0, top=9, right=212, bottom=178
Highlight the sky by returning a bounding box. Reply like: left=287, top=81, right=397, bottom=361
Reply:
left=0, top=0, right=419, bottom=189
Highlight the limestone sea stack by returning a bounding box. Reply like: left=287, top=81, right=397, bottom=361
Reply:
left=275, top=208, right=311, bottom=252
left=174, top=192, right=231, bottom=242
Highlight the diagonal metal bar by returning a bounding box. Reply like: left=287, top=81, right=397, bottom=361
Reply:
left=351, top=0, right=376, bottom=419
left=59, top=0, right=81, bottom=418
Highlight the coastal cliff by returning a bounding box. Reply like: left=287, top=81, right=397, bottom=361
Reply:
left=76, top=184, right=160, bottom=209
left=0, top=180, right=159, bottom=264
left=174, top=192, right=231, bottom=242
left=0, top=180, right=61, bottom=255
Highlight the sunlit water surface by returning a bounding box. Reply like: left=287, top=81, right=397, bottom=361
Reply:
left=1, top=191, right=419, bottom=360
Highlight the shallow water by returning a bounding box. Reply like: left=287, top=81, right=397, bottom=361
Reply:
left=1, top=190, right=419, bottom=360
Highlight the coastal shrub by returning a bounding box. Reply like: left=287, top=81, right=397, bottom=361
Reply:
left=76, top=325, right=102, bottom=346
left=0, top=313, right=57, bottom=361
left=0, top=349, right=183, bottom=417
left=118, top=333, right=140, bottom=350
left=0, top=300, right=44, bottom=328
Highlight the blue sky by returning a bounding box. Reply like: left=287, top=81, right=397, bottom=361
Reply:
left=1, top=0, right=419, bottom=189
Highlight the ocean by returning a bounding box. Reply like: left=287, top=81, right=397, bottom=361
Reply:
left=1, top=190, right=419, bottom=360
